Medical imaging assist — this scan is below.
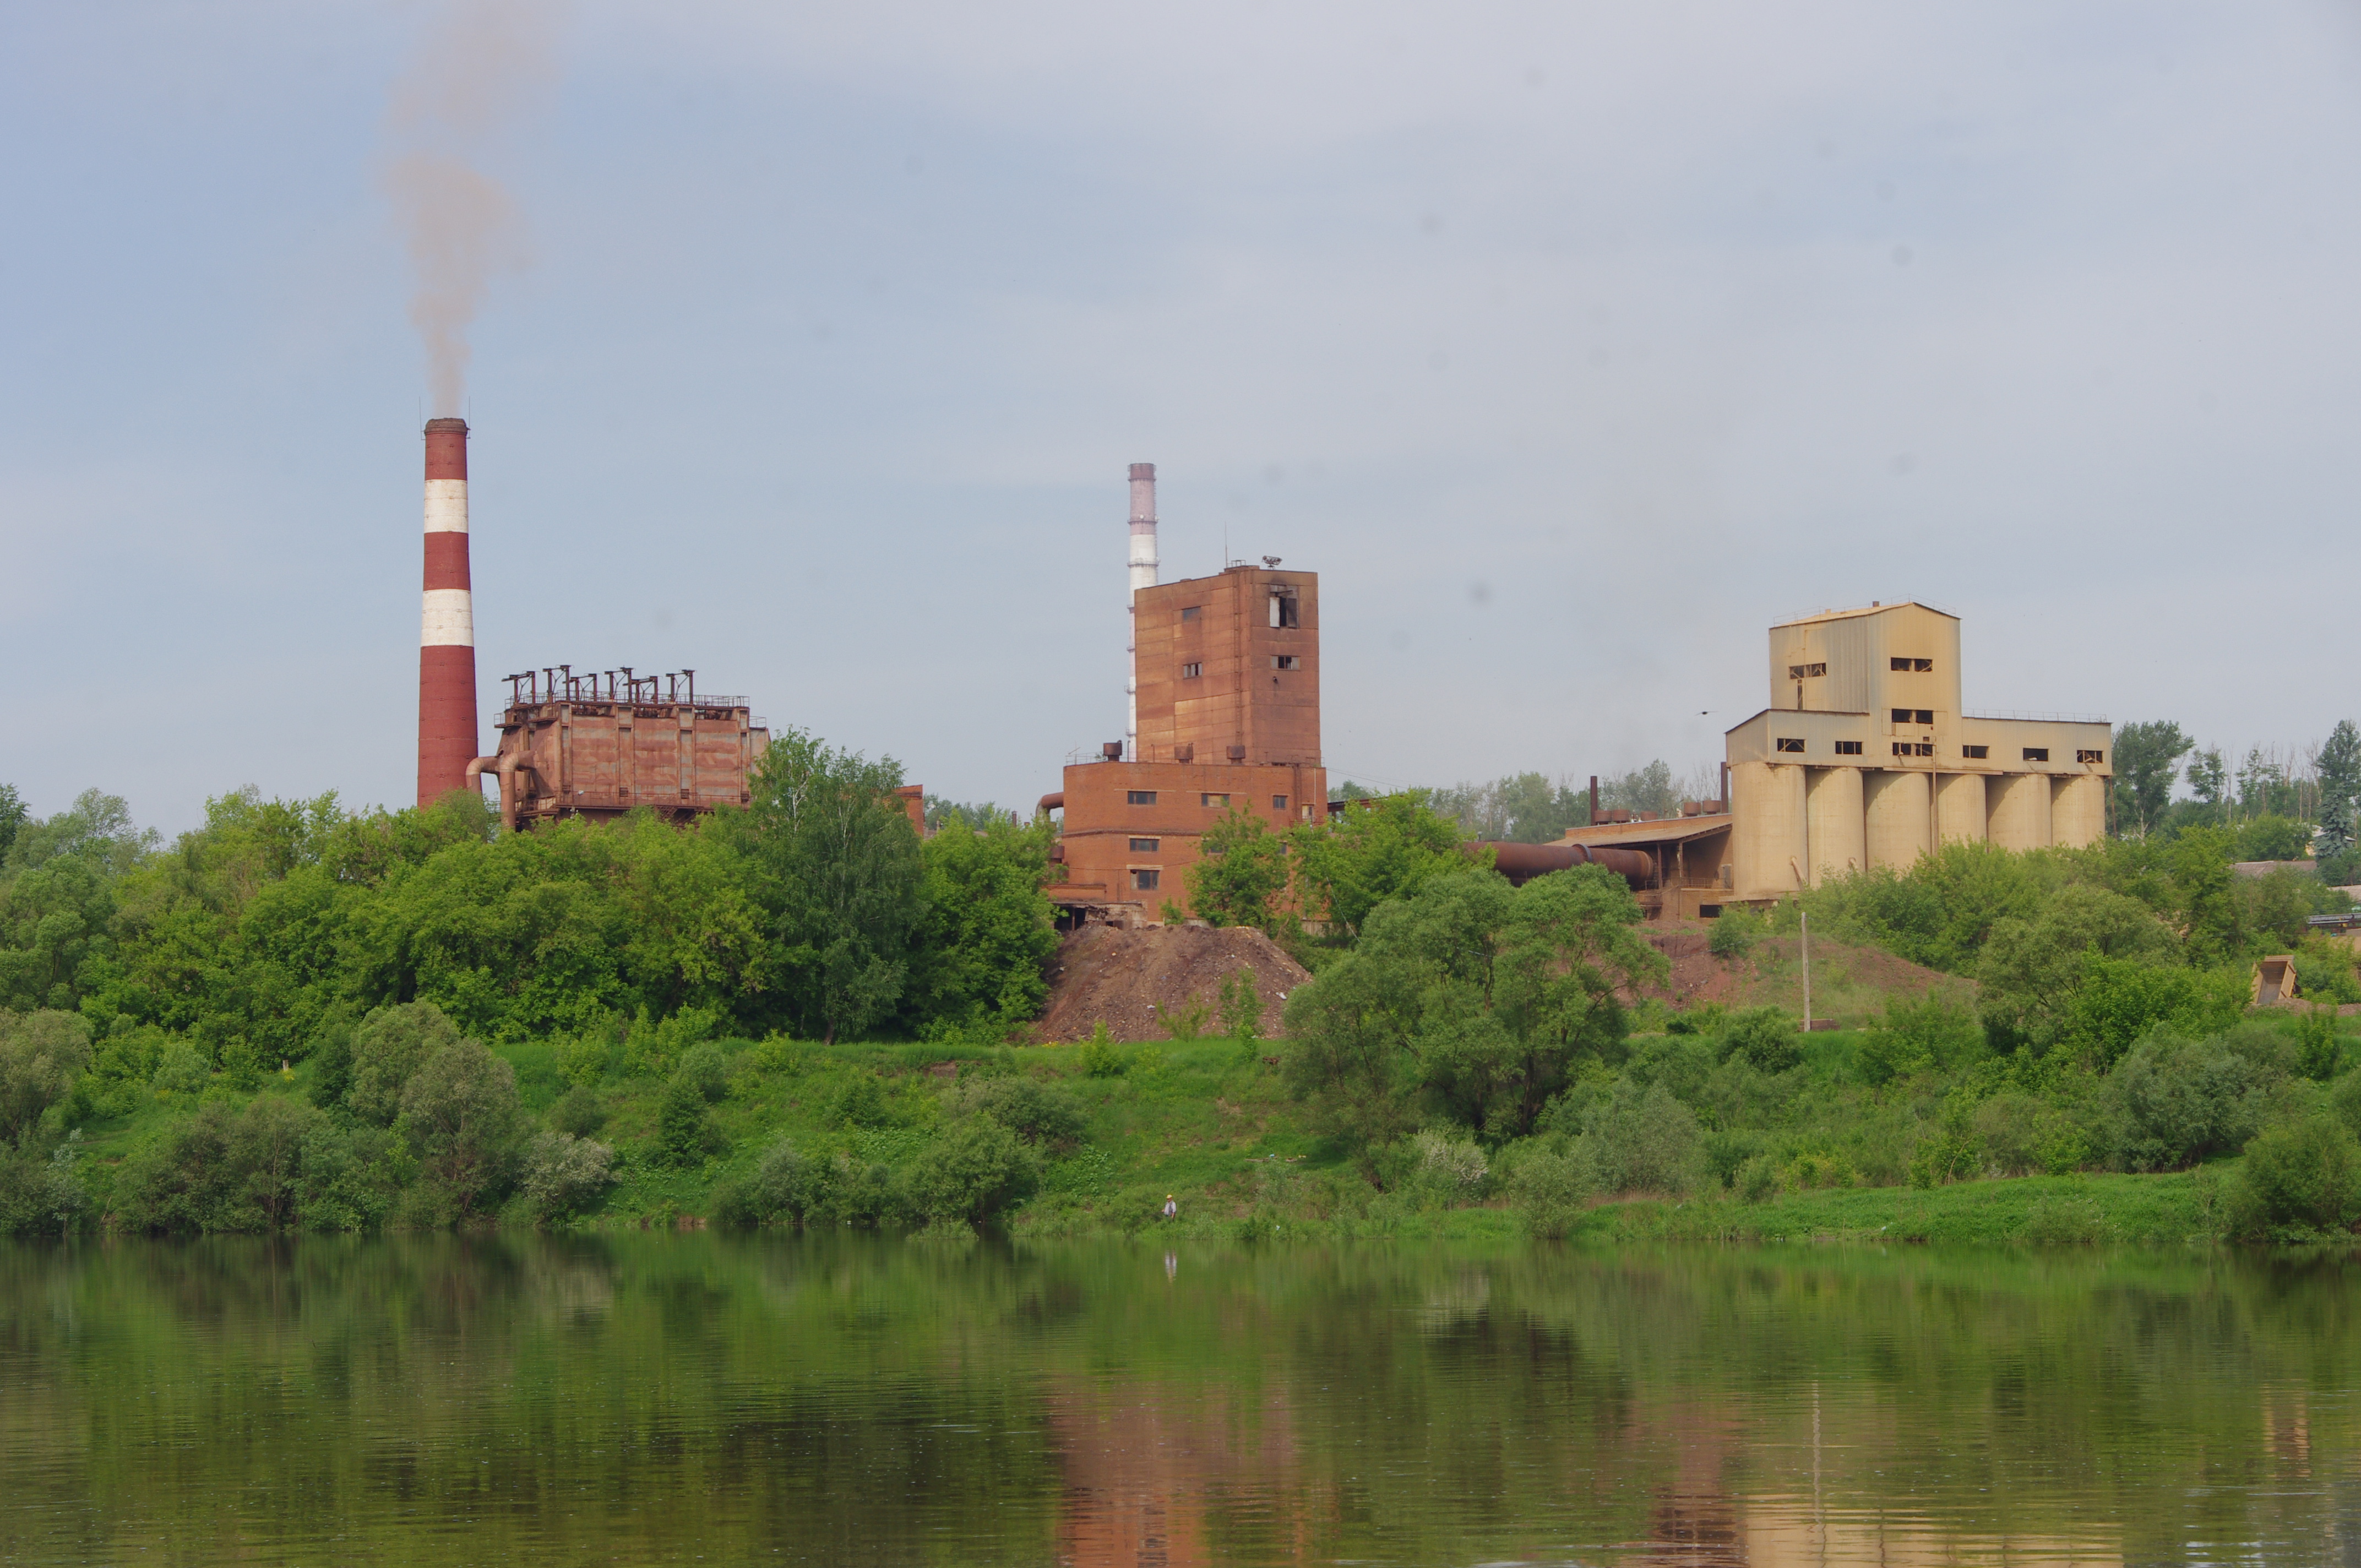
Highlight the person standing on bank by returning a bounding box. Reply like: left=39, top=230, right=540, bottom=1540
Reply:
left=1162, top=1195, right=1178, bottom=1220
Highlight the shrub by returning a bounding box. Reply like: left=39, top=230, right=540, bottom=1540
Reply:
left=347, top=1002, right=465, bottom=1125
left=1159, top=1000, right=1210, bottom=1042
left=1580, top=1079, right=1703, bottom=1195
left=1508, top=1148, right=1592, bottom=1238
left=1856, top=994, right=1983, bottom=1086
left=554, top=1035, right=611, bottom=1087
left=1078, top=1025, right=1126, bottom=1078
left=1412, top=1128, right=1489, bottom=1196
left=826, top=1071, right=893, bottom=1128
left=965, top=1076, right=1086, bottom=1150
left=907, top=1118, right=1038, bottom=1225
left=656, top=1071, right=720, bottom=1168
left=677, top=1041, right=731, bottom=1103
left=112, top=1097, right=331, bottom=1234
left=2227, top=1117, right=2361, bottom=1239
left=1717, top=1008, right=1800, bottom=1074
left=150, top=1040, right=211, bottom=1097
left=547, top=1084, right=607, bottom=1137
left=2295, top=1008, right=2343, bottom=1082
left=1218, top=969, right=1263, bottom=1047
left=2019, top=1197, right=2111, bottom=1245
left=2104, top=1032, right=2263, bottom=1170
left=715, top=1137, right=830, bottom=1227
left=1736, top=1154, right=1780, bottom=1204
left=518, top=1131, right=614, bottom=1219
left=0, top=1010, right=91, bottom=1141
left=1707, top=908, right=1760, bottom=959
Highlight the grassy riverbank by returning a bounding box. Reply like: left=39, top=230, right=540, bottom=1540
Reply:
left=25, top=1022, right=2264, bottom=1248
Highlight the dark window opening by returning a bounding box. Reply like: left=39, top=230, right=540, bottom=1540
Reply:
left=2023, top=748, right=2049, bottom=763
left=1892, top=742, right=1934, bottom=757
left=1775, top=737, right=1805, bottom=753
left=1127, top=790, right=1157, bottom=805
left=1128, top=837, right=1158, bottom=852
left=1834, top=740, right=1863, bottom=755
left=1201, top=793, right=1230, bottom=808
left=1894, top=707, right=1934, bottom=725
left=1271, top=795, right=1287, bottom=809
left=1700, top=904, right=1724, bottom=919
left=2077, top=749, right=2104, bottom=765
left=1269, top=594, right=1299, bottom=629
left=1890, top=657, right=1934, bottom=672
left=1788, top=662, right=1827, bottom=679
left=1131, top=868, right=1160, bottom=891
left=1962, top=744, right=1989, bottom=759
left=1180, top=606, right=1201, bottom=622
left=1181, top=662, right=1201, bottom=679
left=1270, top=655, right=1300, bottom=671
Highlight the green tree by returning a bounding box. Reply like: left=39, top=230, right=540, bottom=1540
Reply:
left=2315, top=721, right=2361, bottom=862
left=0, top=784, right=25, bottom=862
left=1289, top=793, right=1465, bottom=943
left=907, top=814, right=1057, bottom=1033
left=394, top=1037, right=524, bottom=1216
left=908, top=1117, right=1038, bottom=1224
left=2185, top=747, right=2229, bottom=825
left=1282, top=866, right=1666, bottom=1144
left=1187, top=809, right=1293, bottom=933
left=739, top=729, right=926, bottom=1042
left=2110, top=721, right=2193, bottom=838
left=0, top=1010, right=91, bottom=1144
left=346, top=1001, right=466, bottom=1125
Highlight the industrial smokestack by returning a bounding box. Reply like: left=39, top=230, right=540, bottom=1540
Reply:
left=417, top=417, right=479, bottom=805
left=1125, top=462, right=1158, bottom=761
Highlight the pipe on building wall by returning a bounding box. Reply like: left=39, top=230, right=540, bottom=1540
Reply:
left=1124, top=462, right=1159, bottom=761
left=1473, top=841, right=1656, bottom=889
left=1036, top=792, right=1065, bottom=818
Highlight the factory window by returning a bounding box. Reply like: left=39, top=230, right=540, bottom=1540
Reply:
left=1269, top=595, right=1299, bottom=629
left=1131, top=868, right=1161, bottom=891
left=1962, top=745, right=1989, bottom=759
left=1127, top=790, right=1157, bottom=805
left=1180, top=606, right=1201, bottom=622
left=1890, top=657, right=1934, bottom=672
left=1788, top=662, right=1826, bottom=680
left=1890, top=707, right=1935, bottom=726
left=1271, top=655, right=1301, bottom=671
left=1181, top=662, right=1202, bottom=679
left=1892, top=742, right=1934, bottom=758
left=1129, top=837, right=1159, bottom=852
left=2023, top=748, right=2049, bottom=763
left=1202, top=793, right=1230, bottom=808
left=1775, top=737, right=1805, bottom=753
left=1834, top=740, right=1863, bottom=755
left=2077, top=748, right=2105, bottom=765
left=1271, top=794, right=1287, bottom=810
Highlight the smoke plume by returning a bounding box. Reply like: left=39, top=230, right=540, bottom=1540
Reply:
left=384, top=1, right=562, bottom=416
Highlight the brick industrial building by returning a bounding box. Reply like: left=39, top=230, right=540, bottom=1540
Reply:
left=1040, top=465, right=1324, bottom=920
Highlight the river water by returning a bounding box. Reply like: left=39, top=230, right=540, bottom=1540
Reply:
left=2, top=1235, right=2357, bottom=1565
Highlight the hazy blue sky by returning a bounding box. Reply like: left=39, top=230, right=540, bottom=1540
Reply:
left=5, top=1, right=2358, bottom=834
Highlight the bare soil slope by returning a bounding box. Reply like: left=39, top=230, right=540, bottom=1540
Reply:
left=1033, top=924, right=1312, bottom=1044
left=1640, top=924, right=1971, bottom=1023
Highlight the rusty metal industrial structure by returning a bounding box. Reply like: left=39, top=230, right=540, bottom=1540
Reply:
left=465, top=667, right=769, bottom=832
left=416, top=418, right=479, bottom=806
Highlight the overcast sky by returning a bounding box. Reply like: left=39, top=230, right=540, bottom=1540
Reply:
left=4, top=1, right=2358, bottom=834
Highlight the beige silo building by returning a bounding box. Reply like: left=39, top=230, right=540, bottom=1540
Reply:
left=1723, top=602, right=2110, bottom=900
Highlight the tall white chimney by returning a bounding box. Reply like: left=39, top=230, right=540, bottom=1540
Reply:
left=1125, top=462, right=1159, bottom=761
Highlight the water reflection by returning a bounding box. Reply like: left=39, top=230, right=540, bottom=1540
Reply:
left=1, top=1238, right=2355, bottom=1565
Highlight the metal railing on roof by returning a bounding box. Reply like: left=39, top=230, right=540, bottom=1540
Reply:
left=1961, top=710, right=2108, bottom=725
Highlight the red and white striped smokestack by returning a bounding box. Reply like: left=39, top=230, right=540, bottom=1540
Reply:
left=416, top=417, right=479, bottom=806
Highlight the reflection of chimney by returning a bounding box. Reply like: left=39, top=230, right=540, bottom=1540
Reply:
left=1125, top=462, right=1158, bottom=761
left=417, top=418, right=478, bottom=805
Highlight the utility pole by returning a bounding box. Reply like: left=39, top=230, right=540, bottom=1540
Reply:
left=1800, top=909, right=1812, bottom=1032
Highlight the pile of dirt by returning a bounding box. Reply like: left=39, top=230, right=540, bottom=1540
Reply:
left=1032, top=924, right=1312, bottom=1044
left=1639, top=925, right=1971, bottom=1024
